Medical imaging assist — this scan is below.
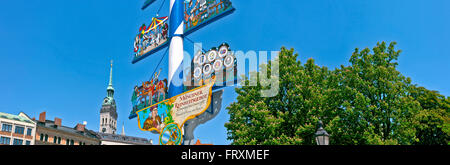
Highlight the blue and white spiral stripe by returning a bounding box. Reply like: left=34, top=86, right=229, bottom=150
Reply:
left=168, top=0, right=184, bottom=98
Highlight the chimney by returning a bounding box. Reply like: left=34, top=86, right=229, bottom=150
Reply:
left=39, top=112, right=46, bottom=122
left=54, top=118, right=62, bottom=127
left=76, top=123, right=85, bottom=132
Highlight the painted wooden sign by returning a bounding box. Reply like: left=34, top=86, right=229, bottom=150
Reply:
left=132, top=16, right=169, bottom=64
left=184, top=0, right=235, bottom=36
left=185, top=43, right=237, bottom=91
left=135, top=77, right=215, bottom=145
left=129, top=69, right=168, bottom=119
left=132, top=0, right=235, bottom=64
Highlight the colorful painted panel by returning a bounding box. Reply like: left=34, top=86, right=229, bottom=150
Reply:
left=132, top=16, right=169, bottom=64
left=184, top=0, right=235, bottom=36
left=159, top=123, right=183, bottom=145
left=129, top=70, right=168, bottom=119
left=136, top=78, right=215, bottom=145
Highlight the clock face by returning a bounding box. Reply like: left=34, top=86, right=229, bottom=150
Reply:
left=102, top=128, right=106, bottom=133
left=104, top=98, right=109, bottom=104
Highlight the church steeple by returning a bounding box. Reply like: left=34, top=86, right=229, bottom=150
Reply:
left=100, top=60, right=118, bottom=134
left=107, top=60, right=114, bottom=97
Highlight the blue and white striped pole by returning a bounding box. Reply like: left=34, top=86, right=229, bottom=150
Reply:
left=168, top=0, right=184, bottom=98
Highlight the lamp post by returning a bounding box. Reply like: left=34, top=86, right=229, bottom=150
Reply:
left=315, top=120, right=329, bottom=145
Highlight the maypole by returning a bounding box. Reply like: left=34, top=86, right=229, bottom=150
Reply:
left=130, top=0, right=236, bottom=145
left=168, top=0, right=184, bottom=98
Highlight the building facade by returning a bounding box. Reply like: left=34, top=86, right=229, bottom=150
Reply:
left=0, top=112, right=36, bottom=145
left=34, top=112, right=100, bottom=145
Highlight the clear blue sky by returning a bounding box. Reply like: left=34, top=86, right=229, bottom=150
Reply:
left=0, top=0, right=449, bottom=145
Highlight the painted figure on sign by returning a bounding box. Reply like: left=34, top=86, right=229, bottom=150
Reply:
left=198, top=0, right=208, bottom=20
left=142, top=33, right=150, bottom=51
left=136, top=24, right=148, bottom=55
left=185, top=0, right=199, bottom=25
left=189, top=0, right=200, bottom=13
left=199, top=0, right=207, bottom=11
left=134, top=35, right=141, bottom=53
left=162, top=23, right=168, bottom=39
left=143, top=107, right=162, bottom=131
left=142, top=81, right=152, bottom=106
left=132, top=86, right=139, bottom=110
left=206, top=0, right=218, bottom=19
left=155, top=29, right=161, bottom=46
left=152, top=69, right=161, bottom=84
left=148, top=31, right=153, bottom=48
left=131, top=68, right=168, bottom=112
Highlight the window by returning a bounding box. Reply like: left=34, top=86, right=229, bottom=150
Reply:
left=70, top=140, right=74, bottom=145
left=66, top=139, right=69, bottom=145
left=1, top=124, right=12, bottom=132
left=13, top=139, right=23, bottom=145
left=53, top=136, right=57, bottom=143
left=14, top=126, right=24, bottom=134
left=44, top=134, right=48, bottom=142
left=26, top=128, right=32, bottom=136
left=0, top=137, right=11, bottom=145
left=57, top=137, right=61, bottom=144
left=25, top=141, right=31, bottom=145
left=40, top=133, right=44, bottom=141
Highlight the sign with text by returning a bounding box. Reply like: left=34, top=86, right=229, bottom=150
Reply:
left=135, top=77, right=215, bottom=144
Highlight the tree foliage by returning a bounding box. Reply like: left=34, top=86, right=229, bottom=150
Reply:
left=410, top=86, right=450, bottom=145
left=225, top=42, right=449, bottom=145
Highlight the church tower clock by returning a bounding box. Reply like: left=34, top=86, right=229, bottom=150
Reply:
left=99, top=60, right=118, bottom=134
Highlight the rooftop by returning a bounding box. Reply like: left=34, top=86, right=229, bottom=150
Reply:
left=35, top=119, right=98, bottom=139
left=0, top=112, right=34, bottom=124
left=97, top=132, right=151, bottom=145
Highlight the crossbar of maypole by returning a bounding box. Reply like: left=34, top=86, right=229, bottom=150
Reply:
left=168, top=0, right=184, bottom=98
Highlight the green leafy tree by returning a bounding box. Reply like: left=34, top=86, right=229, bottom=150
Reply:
left=328, top=42, right=420, bottom=145
left=225, top=42, right=449, bottom=145
left=410, top=86, right=450, bottom=145
left=225, top=47, right=338, bottom=145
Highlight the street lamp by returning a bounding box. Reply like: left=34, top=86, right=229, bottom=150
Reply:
left=315, top=120, right=329, bottom=145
